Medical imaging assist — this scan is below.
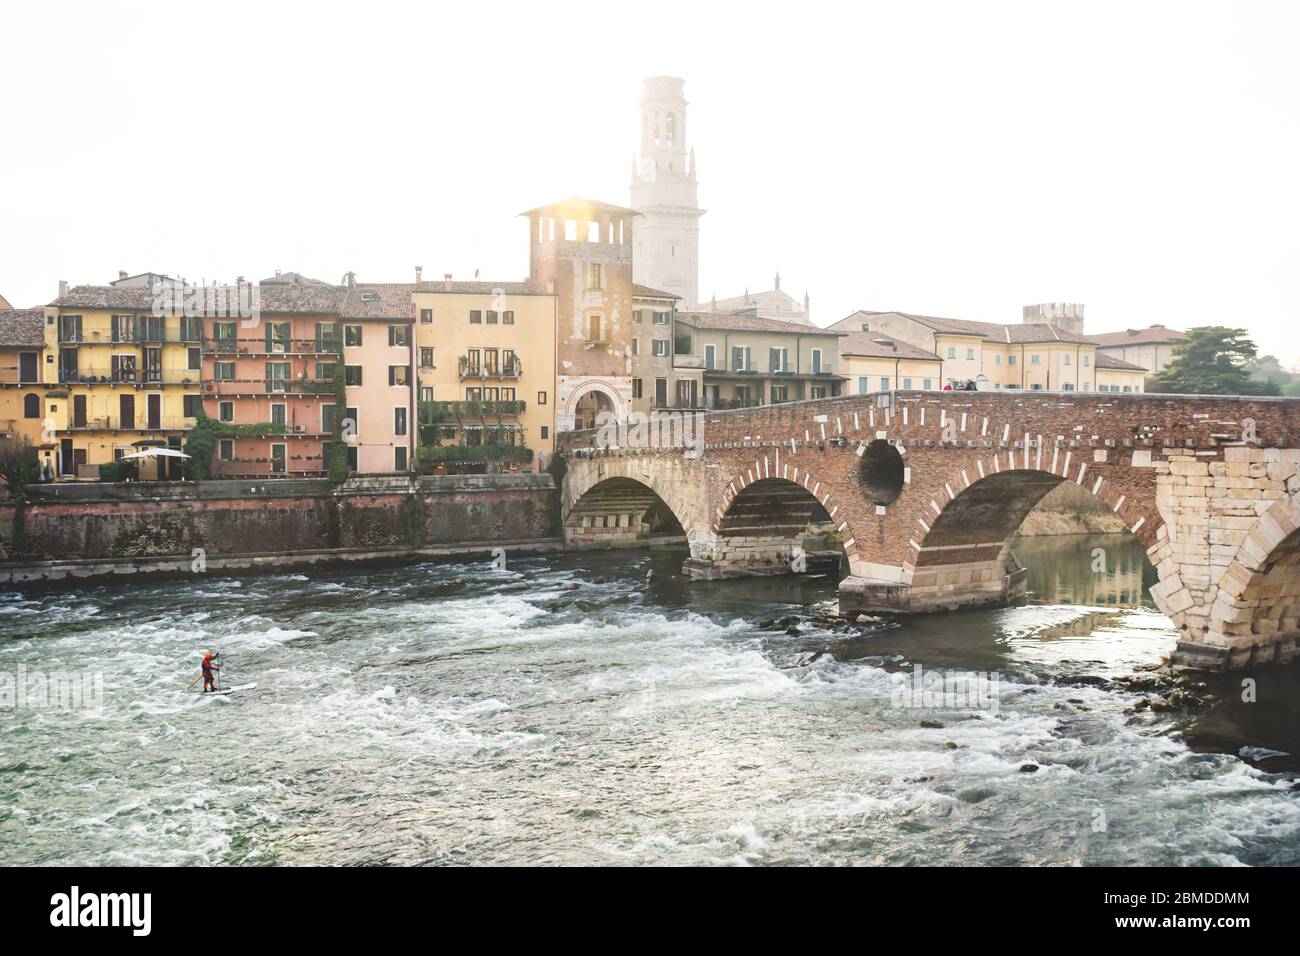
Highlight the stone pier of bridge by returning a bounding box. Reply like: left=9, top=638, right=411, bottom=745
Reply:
left=558, top=392, right=1300, bottom=671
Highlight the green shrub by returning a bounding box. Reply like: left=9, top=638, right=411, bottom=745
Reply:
left=97, top=461, right=128, bottom=483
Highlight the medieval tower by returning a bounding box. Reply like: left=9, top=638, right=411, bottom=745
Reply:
left=630, top=76, right=704, bottom=309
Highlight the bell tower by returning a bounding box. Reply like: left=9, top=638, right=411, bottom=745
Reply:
left=630, top=76, right=705, bottom=308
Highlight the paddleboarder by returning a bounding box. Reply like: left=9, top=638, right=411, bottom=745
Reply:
left=201, top=650, right=220, bottom=693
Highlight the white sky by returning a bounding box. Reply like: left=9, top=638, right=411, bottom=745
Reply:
left=2, top=0, right=1297, bottom=366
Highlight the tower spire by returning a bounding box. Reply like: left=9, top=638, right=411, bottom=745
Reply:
left=629, top=76, right=704, bottom=309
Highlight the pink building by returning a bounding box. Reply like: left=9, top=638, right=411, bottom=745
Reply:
left=338, top=282, right=416, bottom=473
left=202, top=282, right=343, bottom=477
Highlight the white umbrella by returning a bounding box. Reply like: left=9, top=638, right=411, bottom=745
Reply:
left=119, top=447, right=192, bottom=461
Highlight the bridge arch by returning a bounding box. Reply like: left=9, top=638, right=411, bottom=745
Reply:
left=688, top=476, right=846, bottom=579
left=1200, top=490, right=1300, bottom=668
left=905, top=462, right=1164, bottom=614
left=562, top=454, right=703, bottom=550
left=678, top=458, right=860, bottom=580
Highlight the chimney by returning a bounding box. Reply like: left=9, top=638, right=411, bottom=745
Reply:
left=58, top=280, right=68, bottom=298
left=118, top=270, right=128, bottom=280
left=443, top=273, right=452, bottom=291
left=415, top=266, right=423, bottom=284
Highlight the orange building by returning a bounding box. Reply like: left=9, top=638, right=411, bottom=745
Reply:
left=202, top=281, right=344, bottom=477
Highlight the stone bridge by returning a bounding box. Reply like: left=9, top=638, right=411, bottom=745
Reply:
left=556, top=391, right=1300, bottom=672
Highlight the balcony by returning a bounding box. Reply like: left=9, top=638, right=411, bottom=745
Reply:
left=202, top=377, right=336, bottom=397
left=58, top=330, right=203, bottom=345
left=418, top=399, right=526, bottom=426
left=57, top=369, right=201, bottom=386
left=458, top=356, right=522, bottom=379
left=206, top=337, right=340, bottom=355
left=703, top=365, right=841, bottom=379
left=209, top=419, right=330, bottom=437
left=65, top=415, right=194, bottom=432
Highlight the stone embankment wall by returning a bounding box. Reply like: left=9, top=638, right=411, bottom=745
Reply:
left=0, top=474, right=556, bottom=580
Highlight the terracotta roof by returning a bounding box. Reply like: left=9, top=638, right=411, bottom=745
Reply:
left=677, top=310, right=844, bottom=336
left=50, top=285, right=158, bottom=310
left=853, top=310, right=986, bottom=337
left=255, top=283, right=346, bottom=314
left=1094, top=352, right=1148, bottom=372
left=0, top=293, right=13, bottom=309
left=520, top=196, right=640, bottom=218
left=838, top=329, right=940, bottom=361
left=413, top=279, right=549, bottom=296
left=338, top=283, right=416, bottom=320
left=0, top=309, right=45, bottom=348
left=853, top=310, right=1094, bottom=345
left=1086, top=324, right=1188, bottom=347
left=260, top=271, right=335, bottom=287
left=632, top=283, right=680, bottom=300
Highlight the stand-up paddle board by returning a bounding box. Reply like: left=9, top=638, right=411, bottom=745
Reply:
left=208, top=683, right=256, bottom=696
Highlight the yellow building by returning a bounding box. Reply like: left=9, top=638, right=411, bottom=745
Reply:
left=674, top=311, right=845, bottom=408
left=832, top=310, right=1146, bottom=393
left=0, top=309, right=50, bottom=462
left=1095, top=352, right=1149, bottom=392
left=837, top=327, right=943, bottom=393
left=411, top=279, right=557, bottom=473
left=46, top=280, right=201, bottom=479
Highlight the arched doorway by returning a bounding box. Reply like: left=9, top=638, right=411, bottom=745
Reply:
left=574, top=389, right=616, bottom=432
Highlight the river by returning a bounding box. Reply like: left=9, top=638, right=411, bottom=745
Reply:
left=1, top=533, right=1297, bottom=866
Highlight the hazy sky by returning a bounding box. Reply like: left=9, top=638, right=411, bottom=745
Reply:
left=3, top=1, right=1297, bottom=365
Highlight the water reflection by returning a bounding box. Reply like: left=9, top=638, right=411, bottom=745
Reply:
left=1014, top=533, right=1157, bottom=609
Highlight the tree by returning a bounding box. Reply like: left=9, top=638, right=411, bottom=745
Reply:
left=0, top=438, right=42, bottom=551
left=1248, top=353, right=1295, bottom=392
left=1149, top=327, right=1280, bottom=396
left=0, top=438, right=40, bottom=491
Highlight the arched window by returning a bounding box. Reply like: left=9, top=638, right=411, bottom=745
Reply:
left=23, top=394, right=40, bottom=419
